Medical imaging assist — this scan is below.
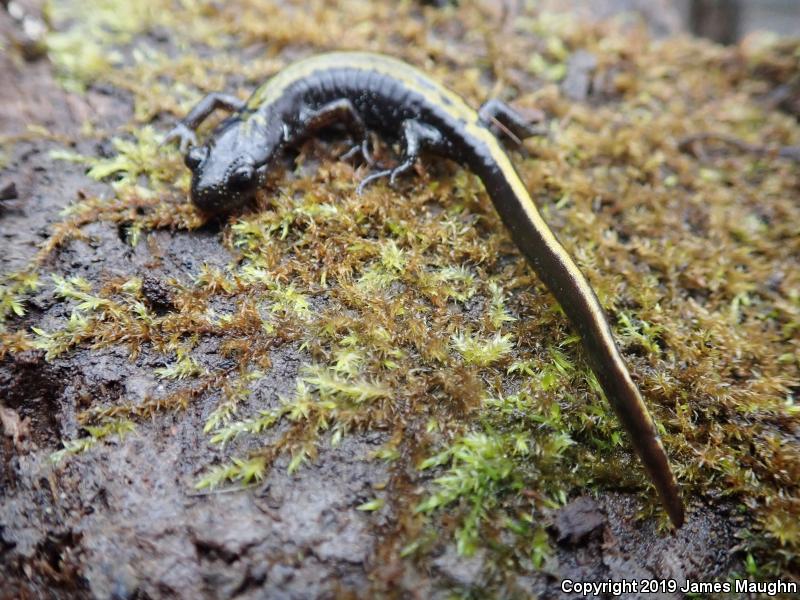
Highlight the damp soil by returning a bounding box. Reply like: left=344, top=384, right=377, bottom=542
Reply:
left=0, top=2, right=789, bottom=599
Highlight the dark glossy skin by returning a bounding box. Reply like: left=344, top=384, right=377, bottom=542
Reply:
left=166, top=52, right=685, bottom=528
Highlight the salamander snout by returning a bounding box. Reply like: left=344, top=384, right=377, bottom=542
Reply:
left=186, top=146, right=260, bottom=215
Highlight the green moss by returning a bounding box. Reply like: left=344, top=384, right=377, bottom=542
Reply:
left=2, top=0, right=798, bottom=590
left=0, top=271, right=39, bottom=326
left=195, top=456, right=268, bottom=490
left=49, top=419, right=136, bottom=464
left=452, top=331, right=514, bottom=367
left=416, top=432, right=529, bottom=556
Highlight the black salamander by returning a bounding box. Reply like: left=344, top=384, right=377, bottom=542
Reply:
left=165, top=51, right=685, bottom=528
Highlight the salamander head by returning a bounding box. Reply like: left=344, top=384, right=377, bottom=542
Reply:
left=185, top=119, right=276, bottom=215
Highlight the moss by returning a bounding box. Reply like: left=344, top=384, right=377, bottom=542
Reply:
left=416, top=432, right=530, bottom=557
left=452, top=331, right=514, bottom=367
left=195, top=455, right=268, bottom=490
left=0, top=271, right=40, bottom=328
left=1, top=0, right=799, bottom=589
left=49, top=419, right=136, bottom=464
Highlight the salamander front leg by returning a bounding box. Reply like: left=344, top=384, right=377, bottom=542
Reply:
left=357, top=120, right=443, bottom=194
left=297, top=99, right=377, bottom=165
left=164, top=93, right=246, bottom=152
left=478, top=99, right=545, bottom=146
left=340, top=138, right=377, bottom=166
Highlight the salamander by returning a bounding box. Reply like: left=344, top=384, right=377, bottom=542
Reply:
left=165, top=51, right=685, bottom=528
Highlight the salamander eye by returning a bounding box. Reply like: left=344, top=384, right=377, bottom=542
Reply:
left=229, top=164, right=255, bottom=189
left=185, top=146, right=207, bottom=170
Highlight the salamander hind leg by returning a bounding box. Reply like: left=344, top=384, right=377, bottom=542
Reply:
left=356, top=119, right=443, bottom=194
left=478, top=99, right=545, bottom=146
